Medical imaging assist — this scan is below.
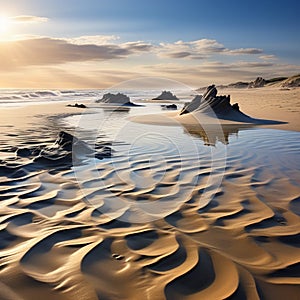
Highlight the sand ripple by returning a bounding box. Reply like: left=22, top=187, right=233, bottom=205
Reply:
left=0, top=128, right=299, bottom=299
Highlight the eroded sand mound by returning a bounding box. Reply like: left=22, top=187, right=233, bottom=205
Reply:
left=130, top=85, right=286, bottom=127
left=180, top=85, right=281, bottom=124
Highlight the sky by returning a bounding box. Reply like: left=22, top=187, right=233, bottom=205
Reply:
left=0, top=0, right=299, bottom=88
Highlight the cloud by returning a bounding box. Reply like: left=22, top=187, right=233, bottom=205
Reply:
left=1, top=34, right=298, bottom=88
left=157, top=39, right=263, bottom=59
left=0, top=35, right=269, bottom=71
left=227, top=48, right=263, bottom=55
left=0, top=36, right=152, bottom=69
left=65, top=35, right=120, bottom=45
left=190, top=39, right=226, bottom=53
left=159, top=51, right=192, bottom=59
left=231, top=61, right=274, bottom=68
left=121, top=41, right=154, bottom=52
left=139, top=61, right=300, bottom=87
left=259, top=54, right=277, bottom=60
left=10, top=15, right=49, bottom=23
left=62, top=36, right=153, bottom=52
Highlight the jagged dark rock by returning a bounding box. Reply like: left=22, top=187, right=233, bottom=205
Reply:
left=248, top=77, right=266, bottom=88
left=153, top=91, right=179, bottom=100
left=54, top=131, right=111, bottom=160
left=232, top=103, right=240, bottom=111
left=67, top=103, right=87, bottom=108
left=95, top=92, right=143, bottom=106
left=180, top=85, right=243, bottom=117
left=12, top=131, right=112, bottom=173
left=172, top=84, right=287, bottom=126
left=54, top=131, right=79, bottom=152
left=96, top=93, right=131, bottom=104
left=161, top=104, right=178, bottom=110
left=180, top=95, right=202, bottom=115
left=203, top=84, right=218, bottom=99
left=180, top=85, right=235, bottom=116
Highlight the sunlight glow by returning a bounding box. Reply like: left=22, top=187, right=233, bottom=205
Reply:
left=0, top=15, right=10, bottom=32
left=0, top=15, right=11, bottom=39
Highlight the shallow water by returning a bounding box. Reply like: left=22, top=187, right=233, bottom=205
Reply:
left=65, top=107, right=300, bottom=222
left=0, top=104, right=299, bottom=299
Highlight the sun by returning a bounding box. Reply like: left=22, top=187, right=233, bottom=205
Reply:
left=0, top=15, right=11, bottom=37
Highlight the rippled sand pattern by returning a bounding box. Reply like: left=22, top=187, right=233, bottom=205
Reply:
left=0, top=125, right=299, bottom=300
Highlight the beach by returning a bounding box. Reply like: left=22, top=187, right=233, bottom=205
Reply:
left=0, top=87, right=299, bottom=299
left=220, top=88, right=300, bottom=131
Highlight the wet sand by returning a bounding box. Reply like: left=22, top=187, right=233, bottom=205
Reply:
left=0, top=88, right=299, bottom=299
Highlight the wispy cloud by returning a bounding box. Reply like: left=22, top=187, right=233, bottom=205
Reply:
left=259, top=54, right=277, bottom=60
left=0, top=36, right=153, bottom=69
left=157, top=39, right=263, bottom=59
left=10, top=15, right=49, bottom=24
left=65, top=35, right=119, bottom=45
left=227, top=48, right=263, bottom=55
left=0, top=34, right=299, bottom=88
left=121, top=41, right=153, bottom=52
left=0, top=35, right=267, bottom=70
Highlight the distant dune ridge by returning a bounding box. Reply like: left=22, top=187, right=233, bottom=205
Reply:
left=197, top=74, right=300, bottom=91
left=280, top=74, right=300, bottom=88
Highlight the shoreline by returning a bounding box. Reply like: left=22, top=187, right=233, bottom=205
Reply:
left=1, top=87, right=300, bottom=133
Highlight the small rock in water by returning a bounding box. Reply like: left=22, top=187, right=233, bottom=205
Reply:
left=161, top=104, right=177, bottom=110
left=67, top=103, right=87, bottom=108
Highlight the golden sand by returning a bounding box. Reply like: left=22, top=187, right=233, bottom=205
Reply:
left=0, top=88, right=299, bottom=299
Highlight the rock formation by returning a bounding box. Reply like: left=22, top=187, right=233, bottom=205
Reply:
left=96, top=93, right=142, bottom=106
left=54, top=131, right=111, bottom=160
left=153, top=91, right=179, bottom=100
left=67, top=103, right=87, bottom=108
left=13, top=131, right=111, bottom=172
left=161, top=104, right=178, bottom=110
left=96, top=93, right=131, bottom=104
left=248, top=77, right=266, bottom=88
left=180, top=85, right=240, bottom=116
left=130, top=84, right=286, bottom=127
left=196, top=74, right=299, bottom=90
